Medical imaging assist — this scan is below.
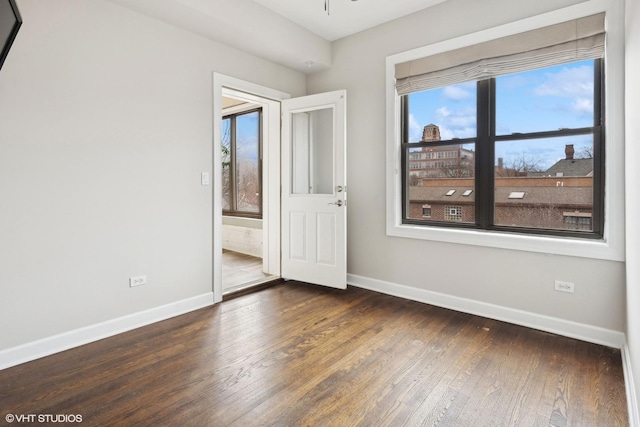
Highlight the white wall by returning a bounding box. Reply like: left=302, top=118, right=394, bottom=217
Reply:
left=625, top=0, right=640, bottom=416
left=222, top=217, right=262, bottom=257
left=307, top=0, right=626, bottom=334
left=0, top=0, right=305, bottom=350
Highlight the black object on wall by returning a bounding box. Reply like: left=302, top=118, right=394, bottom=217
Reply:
left=0, top=0, right=22, bottom=71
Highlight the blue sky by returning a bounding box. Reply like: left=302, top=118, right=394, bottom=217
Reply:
left=221, top=111, right=260, bottom=163
left=408, top=59, right=596, bottom=170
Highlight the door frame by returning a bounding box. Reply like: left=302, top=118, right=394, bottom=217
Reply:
left=212, top=73, right=290, bottom=303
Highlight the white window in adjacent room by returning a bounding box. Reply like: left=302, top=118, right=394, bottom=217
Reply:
left=222, top=108, right=262, bottom=218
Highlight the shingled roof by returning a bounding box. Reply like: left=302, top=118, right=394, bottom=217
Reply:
left=409, top=186, right=592, bottom=207
left=409, top=187, right=475, bottom=203
left=495, top=186, right=592, bottom=206
left=544, top=158, right=593, bottom=177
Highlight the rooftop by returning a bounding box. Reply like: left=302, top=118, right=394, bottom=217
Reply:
left=542, top=158, right=593, bottom=177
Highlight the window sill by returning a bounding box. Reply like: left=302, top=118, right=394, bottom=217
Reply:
left=221, top=212, right=262, bottom=220
left=222, top=215, right=263, bottom=229
left=386, top=222, right=623, bottom=261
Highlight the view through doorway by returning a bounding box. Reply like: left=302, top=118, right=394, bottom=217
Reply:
left=221, top=94, right=278, bottom=293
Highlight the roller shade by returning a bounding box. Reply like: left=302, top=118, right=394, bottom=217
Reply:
left=395, top=13, right=605, bottom=95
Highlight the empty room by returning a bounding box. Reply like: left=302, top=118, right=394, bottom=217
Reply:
left=1, top=0, right=639, bottom=425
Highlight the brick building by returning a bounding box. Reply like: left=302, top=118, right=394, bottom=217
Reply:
left=408, top=142, right=594, bottom=231
left=408, top=124, right=475, bottom=179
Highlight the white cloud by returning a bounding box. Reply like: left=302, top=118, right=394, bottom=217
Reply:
left=439, top=127, right=454, bottom=140
left=500, top=74, right=530, bottom=90
left=533, top=65, right=594, bottom=97
left=572, top=98, right=593, bottom=116
left=435, top=106, right=451, bottom=118
left=447, top=114, right=475, bottom=129
left=434, top=106, right=476, bottom=139
left=409, top=113, right=422, bottom=141
left=443, top=85, right=473, bottom=101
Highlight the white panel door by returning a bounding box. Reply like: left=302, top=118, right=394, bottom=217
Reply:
left=281, top=90, right=346, bottom=289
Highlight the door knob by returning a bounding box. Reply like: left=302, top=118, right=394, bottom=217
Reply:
left=328, top=200, right=344, bottom=207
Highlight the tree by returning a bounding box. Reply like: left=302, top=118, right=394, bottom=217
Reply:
left=221, top=120, right=232, bottom=210
left=442, top=157, right=475, bottom=178
left=575, top=146, right=593, bottom=159
left=496, top=154, right=544, bottom=177
left=237, top=161, right=260, bottom=211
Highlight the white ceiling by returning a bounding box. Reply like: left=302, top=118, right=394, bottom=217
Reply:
left=107, top=0, right=446, bottom=73
left=252, top=0, right=447, bottom=41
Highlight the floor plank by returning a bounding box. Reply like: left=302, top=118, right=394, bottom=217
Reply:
left=222, top=249, right=274, bottom=291
left=0, top=282, right=628, bottom=426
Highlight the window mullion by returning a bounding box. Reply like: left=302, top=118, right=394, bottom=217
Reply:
left=401, top=95, right=410, bottom=221
left=488, top=78, right=496, bottom=229
left=592, top=58, right=605, bottom=235
left=258, top=109, right=263, bottom=216
left=475, top=79, right=495, bottom=229
left=230, top=116, right=237, bottom=212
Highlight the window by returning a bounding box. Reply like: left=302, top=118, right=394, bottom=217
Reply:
left=222, top=108, right=262, bottom=218
left=400, top=57, right=604, bottom=238
left=563, top=212, right=593, bottom=230
left=444, top=206, right=462, bottom=222
left=387, top=6, right=625, bottom=260
left=395, top=14, right=606, bottom=236
left=422, top=204, right=432, bottom=217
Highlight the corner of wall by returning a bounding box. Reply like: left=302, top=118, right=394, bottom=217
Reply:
left=623, top=341, right=640, bottom=426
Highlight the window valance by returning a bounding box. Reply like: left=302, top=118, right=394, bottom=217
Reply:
left=395, top=13, right=605, bottom=95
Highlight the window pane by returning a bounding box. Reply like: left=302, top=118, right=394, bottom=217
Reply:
left=496, top=60, right=595, bottom=135
left=221, top=117, right=231, bottom=211
left=494, top=136, right=594, bottom=231
left=407, top=143, right=476, bottom=223
left=406, top=81, right=477, bottom=142
left=236, top=111, right=260, bottom=213
left=290, top=107, right=334, bottom=195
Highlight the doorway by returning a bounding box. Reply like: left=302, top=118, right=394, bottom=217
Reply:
left=213, top=74, right=348, bottom=302
left=220, top=94, right=276, bottom=292
left=213, top=75, right=288, bottom=303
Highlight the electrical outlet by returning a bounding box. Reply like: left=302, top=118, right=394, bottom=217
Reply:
left=130, top=275, right=147, bottom=287
left=554, top=280, right=574, bottom=293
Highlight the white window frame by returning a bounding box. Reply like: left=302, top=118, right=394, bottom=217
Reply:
left=385, top=0, right=625, bottom=261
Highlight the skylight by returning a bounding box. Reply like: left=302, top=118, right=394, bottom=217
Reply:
left=508, top=191, right=526, bottom=199
left=462, top=190, right=473, bottom=197
left=445, top=189, right=456, bottom=196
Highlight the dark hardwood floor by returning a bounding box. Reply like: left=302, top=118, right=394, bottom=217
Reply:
left=0, top=282, right=628, bottom=426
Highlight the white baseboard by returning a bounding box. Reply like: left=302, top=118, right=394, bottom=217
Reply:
left=623, top=343, right=640, bottom=427
left=0, top=292, right=214, bottom=371
left=348, top=274, right=625, bottom=349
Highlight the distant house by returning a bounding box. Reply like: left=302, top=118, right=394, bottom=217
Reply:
left=544, top=159, right=593, bottom=177
left=533, top=144, right=594, bottom=177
